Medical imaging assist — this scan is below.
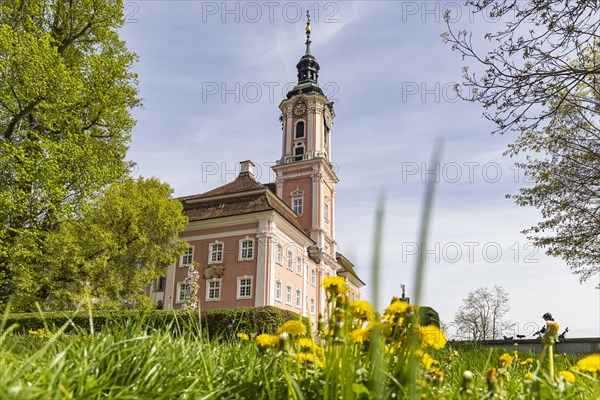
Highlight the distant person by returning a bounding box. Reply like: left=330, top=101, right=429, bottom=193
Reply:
left=533, top=313, right=554, bottom=337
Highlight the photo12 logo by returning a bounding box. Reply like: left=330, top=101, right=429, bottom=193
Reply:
left=401, top=162, right=536, bottom=184
left=200, top=161, right=340, bottom=184
left=200, top=2, right=340, bottom=23
left=201, top=81, right=339, bottom=104
left=401, top=241, right=540, bottom=264
left=400, top=1, right=514, bottom=24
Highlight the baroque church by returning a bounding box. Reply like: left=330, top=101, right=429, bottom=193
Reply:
left=150, top=15, right=364, bottom=324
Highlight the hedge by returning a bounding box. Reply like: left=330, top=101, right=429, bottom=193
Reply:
left=1, top=306, right=307, bottom=338
left=419, top=306, right=440, bottom=328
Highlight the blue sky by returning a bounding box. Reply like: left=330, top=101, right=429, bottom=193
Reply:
left=120, top=1, right=599, bottom=338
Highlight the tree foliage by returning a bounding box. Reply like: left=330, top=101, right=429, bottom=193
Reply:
left=39, top=177, right=188, bottom=310
left=453, top=286, right=512, bottom=340
left=443, top=1, right=600, bottom=283
left=0, top=1, right=187, bottom=310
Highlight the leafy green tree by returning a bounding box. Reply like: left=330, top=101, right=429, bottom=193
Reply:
left=0, top=1, right=187, bottom=309
left=35, top=177, right=188, bottom=310
left=443, top=1, right=599, bottom=283
left=506, top=48, right=599, bottom=284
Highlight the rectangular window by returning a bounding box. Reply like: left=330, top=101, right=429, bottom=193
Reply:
left=296, top=257, right=302, bottom=275
left=154, top=276, right=166, bottom=292
left=209, top=243, right=223, bottom=264
left=206, top=279, right=221, bottom=301
left=287, top=251, right=293, bottom=270
left=239, top=239, right=254, bottom=260
left=181, top=246, right=193, bottom=266
left=237, top=277, right=252, bottom=299
left=295, top=289, right=301, bottom=308
left=311, top=268, right=316, bottom=285
left=177, top=282, right=189, bottom=303
left=292, top=198, right=303, bottom=215
left=275, top=280, right=282, bottom=301
left=324, top=202, right=330, bottom=223
left=310, top=298, right=315, bottom=315
left=277, top=244, right=283, bottom=264
left=286, top=285, right=292, bottom=305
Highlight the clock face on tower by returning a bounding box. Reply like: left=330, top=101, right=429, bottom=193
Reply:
left=293, top=101, right=307, bottom=116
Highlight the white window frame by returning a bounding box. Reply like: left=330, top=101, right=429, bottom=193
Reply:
left=208, top=241, right=224, bottom=264
left=324, top=200, right=330, bottom=224
left=311, top=268, right=316, bottom=285
left=275, top=280, right=282, bottom=302
left=176, top=282, right=190, bottom=303
left=180, top=246, right=194, bottom=266
left=295, top=289, right=301, bottom=308
left=296, top=256, right=302, bottom=275
left=310, top=298, right=315, bottom=315
left=286, top=285, right=292, bottom=305
left=206, top=278, right=222, bottom=301
left=276, top=244, right=283, bottom=264
left=287, top=250, right=293, bottom=270
left=239, top=237, right=254, bottom=261
left=292, top=197, right=303, bottom=215
left=237, top=276, right=253, bottom=299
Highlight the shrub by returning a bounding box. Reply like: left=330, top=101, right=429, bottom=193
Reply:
left=3, top=306, right=305, bottom=338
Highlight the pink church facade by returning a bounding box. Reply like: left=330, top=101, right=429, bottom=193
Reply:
left=150, top=19, right=364, bottom=325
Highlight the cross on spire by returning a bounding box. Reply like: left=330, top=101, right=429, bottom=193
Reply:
left=305, top=10, right=312, bottom=56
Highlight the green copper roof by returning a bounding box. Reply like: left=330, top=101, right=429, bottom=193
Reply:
left=286, top=81, right=323, bottom=98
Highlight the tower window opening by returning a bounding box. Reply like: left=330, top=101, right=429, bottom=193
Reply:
left=294, top=146, right=305, bottom=161
left=295, top=121, right=305, bottom=139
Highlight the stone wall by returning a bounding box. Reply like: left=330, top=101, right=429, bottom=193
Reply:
left=467, top=337, right=600, bottom=355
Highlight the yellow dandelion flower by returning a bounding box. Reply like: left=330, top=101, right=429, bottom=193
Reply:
left=277, top=320, right=307, bottom=337
left=297, top=352, right=316, bottom=363
left=383, top=299, right=410, bottom=321
left=416, top=350, right=438, bottom=369
left=350, top=324, right=373, bottom=344
left=419, top=325, right=447, bottom=350
left=499, top=353, right=513, bottom=367
left=28, top=329, right=38, bottom=335
left=558, top=370, right=576, bottom=383
left=256, top=333, right=279, bottom=348
left=547, top=321, right=560, bottom=335
left=524, top=372, right=533, bottom=380
left=323, top=276, right=347, bottom=294
left=520, top=358, right=535, bottom=366
left=575, top=353, right=600, bottom=373
left=236, top=332, right=249, bottom=341
left=350, top=300, right=374, bottom=321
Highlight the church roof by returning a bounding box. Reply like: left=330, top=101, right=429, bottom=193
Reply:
left=336, top=252, right=366, bottom=287
left=179, top=172, right=265, bottom=201
left=179, top=172, right=306, bottom=234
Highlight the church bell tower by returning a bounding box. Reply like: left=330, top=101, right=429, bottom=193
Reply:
left=272, top=12, right=339, bottom=260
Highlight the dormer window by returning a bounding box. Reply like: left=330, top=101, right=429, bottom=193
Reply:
left=295, top=121, right=305, bottom=139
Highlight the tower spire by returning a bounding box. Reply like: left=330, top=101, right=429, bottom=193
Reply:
left=286, top=10, right=322, bottom=98
left=305, top=10, right=312, bottom=56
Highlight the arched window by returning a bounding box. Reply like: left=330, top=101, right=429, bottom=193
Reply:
left=295, top=121, right=305, bottom=139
